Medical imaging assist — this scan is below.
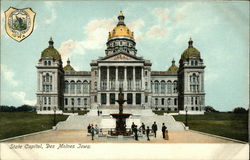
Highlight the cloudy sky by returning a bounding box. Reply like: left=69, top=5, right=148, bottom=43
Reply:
left=0, top=1, right=249, bottom=111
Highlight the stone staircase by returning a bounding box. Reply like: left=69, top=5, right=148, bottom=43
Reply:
left=56, top=109, right=185, bottom=131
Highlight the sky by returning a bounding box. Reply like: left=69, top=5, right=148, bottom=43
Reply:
left=0, top=1, right=249, bottom=111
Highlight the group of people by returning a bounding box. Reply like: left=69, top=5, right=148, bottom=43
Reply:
left=131, top=121, right=167, bottom=141
left=87, top=121, right=168, bottom=141
left=87, top=124, right=100, bottom=140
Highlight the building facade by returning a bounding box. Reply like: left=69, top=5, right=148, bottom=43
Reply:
left=36, top=12, right=205, bottom=112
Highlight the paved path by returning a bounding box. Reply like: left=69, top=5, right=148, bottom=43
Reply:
left=3, top=130, right=243, bottom=143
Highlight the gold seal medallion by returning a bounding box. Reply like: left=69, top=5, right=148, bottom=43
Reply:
left=5, top=7, right=36, bottom=42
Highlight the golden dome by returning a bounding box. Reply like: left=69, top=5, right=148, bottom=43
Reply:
left=108, top=11, right=134, bottom=40
left=181, top=38, right=200, bottom=60
left=167, top=59, right=179, bottom=73
left=63, top=59, right=75, bottom=71
left=41, top=38, right=61, bottom=60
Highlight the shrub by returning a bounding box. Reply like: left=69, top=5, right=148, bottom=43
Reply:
left=233, top=107, right=248, bottom=113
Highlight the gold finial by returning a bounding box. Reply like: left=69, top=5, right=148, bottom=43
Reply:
left=119, top=11, right=124, bottom=17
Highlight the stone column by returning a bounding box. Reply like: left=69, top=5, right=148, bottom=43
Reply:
left=124, top=66, right=127, bottom=90
left=98, top=67, right=101, bottom=90
left=107, top=66, right=110, bottom=90
left=132, top=93, right=136, bottom=105
left=115, top=66, right=118, bottom=90
left=124, top=93, right=127, bottom=106
left=141, top=67, right=144, bottom=90
left=107, top=93, right=110, bottom=105
left=133, top=66, right=136, bottom=90
left=40, top=73, right=43, bottom=92
left=37, top=72, right=40, bottom=92
left=55, top=73, right=58, bottom=92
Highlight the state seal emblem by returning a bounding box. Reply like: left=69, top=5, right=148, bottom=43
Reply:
left=4, top=7, right=36, bottom=42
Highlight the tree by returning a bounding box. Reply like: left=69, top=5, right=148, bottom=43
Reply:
left=204, top=106, right=218, bottom=112
left=233, top=107, right=248, bottom=113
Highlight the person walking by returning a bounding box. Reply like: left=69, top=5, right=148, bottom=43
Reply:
left=134, top=125, right=138, bottom=141
left=152, top=122, right=158, bottom=138
left=90, top=124, right=95, bottom=140
left=139, top=123, right=146, bottom=134
left=162, top=123, right=167, bottom=139
left=146, top=126, right=150, bottom=141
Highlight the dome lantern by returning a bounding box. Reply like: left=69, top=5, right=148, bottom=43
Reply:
left=49, top=37, right=54, bottom=47
left=117, top=11, right=125, bottom=26
left=188, top=38, right=193, bottom=48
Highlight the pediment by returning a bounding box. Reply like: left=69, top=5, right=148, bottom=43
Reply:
left=101, top=53, right=141, bottom=61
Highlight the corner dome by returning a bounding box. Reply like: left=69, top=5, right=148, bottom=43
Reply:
left=108, top=11, right=134, bottom=40
left=63, top=59, right=75, bottom=71
left=167, top=59, right=179, bottom=73
left=41, top=38, right=61, bottom=60
left=181, top=38, right=200, bottom=60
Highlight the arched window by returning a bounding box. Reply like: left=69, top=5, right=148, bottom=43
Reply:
left=161, top=81, right=165, bottom=93
left=94, top=82, right=97, bottom=89
left=84, top=98, right=87, bottom=105
left=174, top=98, right=177, bottom=105
left=173, top=81, right=178, bottom=93
left=154, top=81, right=159, bottom=93
left=191, top=61, right=194, bottom=65
left=155, top=98, right=158, bottom=105
left=167, top=98, right=171, bottom=105
left=64, top=81, right=69, bottom=93
left=70, top=81, right=75, bottom=94
left=48, top=97, right=51, bottom=105
left=45, top=73, right=50, bottom=82
left=145, top=82, right=148, bottom=90
left=48, top=61, right=51, bottom=66
left=76, top=81, right=81, bottom=94
left=161, top=98, right=164, bottom=105
left=167, top=81, right=172, bottom=94
left=44, top=97, right=47, bottom=105
left=44, top=61, right=47, bottom=65
left=151, top=81, right=153, bottom=91
left=195, top=61, right=198, bottom=66
left=71, top=98, right=75, bottom=105
left=65, top=98, right=68, bottom=105
left=83, top=81, right=88, bottom=93
left=77, top=98, right=81, bottom=105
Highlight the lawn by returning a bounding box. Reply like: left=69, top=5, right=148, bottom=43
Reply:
left=0, top=112, right=68, bottom=140
left=173, top=112, right=248, bottom=142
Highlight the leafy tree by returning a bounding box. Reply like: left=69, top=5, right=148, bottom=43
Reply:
left=204, top=106, right=219, bottom=112
left=233, top=107, right=248, bottom=113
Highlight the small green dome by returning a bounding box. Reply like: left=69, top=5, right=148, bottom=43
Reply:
left=41, top=38, right=61, bottom=60
left=63, top=59, right=75, bottom=71
left=181, top=38, right=200, bottom=60
left=167, top=59, right=179, bottom=73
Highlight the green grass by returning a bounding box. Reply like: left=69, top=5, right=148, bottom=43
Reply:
left=0, top=112, right=68, bottom=140
left=173, top=112, right=248, bottom=142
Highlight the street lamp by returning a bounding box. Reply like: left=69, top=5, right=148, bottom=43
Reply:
left=53, top=106, right=56, bottom=126
left=185, top=106, right=188, bottom=126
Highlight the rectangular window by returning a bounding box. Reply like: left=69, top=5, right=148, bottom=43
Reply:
left=65, top=98, right=68, bottom=105
left=84, top=98, right=87, bottom=105
left=110, top=93, right=115, bottom=104
left=127, top=93, right=132, bottom=104
left=101, top=93, right=106, bottom=104
left=145, top=96, right=148, bottom=103
left=136, top=93, right=141, bottom=105
left=161, top=98, right=164, bottom=105
left=78, top=98, right=81, bottom=105
left=48, top=97, right=51, bottom=105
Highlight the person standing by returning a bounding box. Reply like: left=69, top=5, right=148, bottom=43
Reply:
left=134, top=125, right=138, bottom=141
left=152, top=122, right=158, bottom=138
left=90, top=124, right=95, bottom=140
left=146, top=126, right=150, bottom=141
left=162, top=123, right=167, bottom=139
left=139, top=123, right=146, bottom=134
left=95, top=124, right=99, bottom=134
left=131, top=122, right=135, bottom=134
left=87, top=124, right=91, bottom=133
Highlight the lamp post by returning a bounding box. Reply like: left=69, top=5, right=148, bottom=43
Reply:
left=53, top=106, right=56, bottom=126
left=185, top=106, right=188, bottom=126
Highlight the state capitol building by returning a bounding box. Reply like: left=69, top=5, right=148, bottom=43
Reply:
left=36, top=12, right=206, bottom=112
